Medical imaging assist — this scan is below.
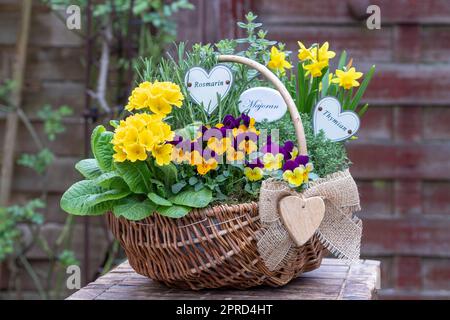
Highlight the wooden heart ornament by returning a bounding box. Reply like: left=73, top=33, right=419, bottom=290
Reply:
left=313, top=96, right=360, bottom=142
left=279, top=196, right=325, bottom=247
left=184, top=65, right=233, bottom=114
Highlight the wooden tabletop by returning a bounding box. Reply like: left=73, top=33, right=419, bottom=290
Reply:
left=67, top=258, right=380, bottom=300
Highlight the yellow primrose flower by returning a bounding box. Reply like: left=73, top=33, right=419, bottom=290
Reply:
left=244, top=167, right=263, bottom=182
left=238, top=139, right=258, bottom=154
left=197, top=159, right=218, bottom=175
left=297, top=41, right=313, bottom=61
left=125, top=80, right=184, bottom=115
left=207, top=137, right=231, bottom=155
left=125, top=143, right=147, bottom=162
left=112, top=145, right=127, bottom=162
left=138, top=129, right=155, bottom=151
left=152, top=143, right=173, bottom=166
left=267, top=46, right=292, bottom=74
left=226, top=148, right=245, bottom=163
left=263, top=153, right=284, bottom=171
left=123, top=126, right=139, bottom=145
left=282, top=166, right=305, bottom=187
left=125, top=82, right=152, bottom=111
left=332, top=67, right=363, bottom=90
left=303, top=60, right=328, bottom=78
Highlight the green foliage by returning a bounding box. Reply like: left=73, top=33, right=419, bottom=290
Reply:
left=37, top=104, right=73, bottom=141
left=0, top=199, right=45, bottom=262
left=91, top=125, right=114, bottom=172
left=58, top=250, right=79, bottom=268
left=113, top=196, right=156, bottom=221
left=0, top=79, right=15, bottom=104
left=156, top=204, right=190, bottom=218
left=169, top=188, right=212, bottom=208
left=114, top=160, right=153, bottom=194
left=258, top=113, right=349, bottom=177
left=75, top=159, right=103, bottom=179
left=60, top=180, right=129, bottom=215
left=17, top=148, right=54, bottom=175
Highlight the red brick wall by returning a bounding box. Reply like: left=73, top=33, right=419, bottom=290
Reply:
left=248, top=0, right=450, bottom=299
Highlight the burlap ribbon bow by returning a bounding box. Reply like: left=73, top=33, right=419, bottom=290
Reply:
left=257, top=169, right=362, bottom=271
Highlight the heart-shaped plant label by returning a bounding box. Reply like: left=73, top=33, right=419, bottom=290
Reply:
left=279, top=196, right=325, bottom=247
left=313, top=96, right=360, bottom=142
left=184, top=65, right=233, bottom=115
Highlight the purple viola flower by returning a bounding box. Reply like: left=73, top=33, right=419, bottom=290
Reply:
left=261, top=141, right=281, bottom=154
left=282, top=155, right=310, bottom=171
left=236, top=131, right=258, bottom=145
left=168, top=135, right=183, bottom=146
left=280, top=140, right=294, bottom=160
left=241, top=113, right=251, bottom=127
left=246, top=158, right=264, bottom=169
left=223, top=114, right=239, bottom=129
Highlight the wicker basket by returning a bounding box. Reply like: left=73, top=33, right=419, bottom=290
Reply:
left=107, top=55, right=327, bottom=290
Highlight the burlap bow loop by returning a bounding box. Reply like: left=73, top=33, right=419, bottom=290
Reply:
left=257, top=169, right=362, bottom=271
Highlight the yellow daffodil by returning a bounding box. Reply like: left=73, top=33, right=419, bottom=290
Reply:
left=303, top=60, right=328, bottom=78
left=238, top=139, right=258, bottom=154
left=311, top=42, right=336, bottom=64
left=282, top=166, right=305, bottom=187
left=197, top=158, right=218, bottom=175
left=125, top=143, right=147, bottom=162
left=244, top=167, right=263, bottom=182
left=226, top=148, right=245, bottom=163
left=152, top=143, right=173, bottom=166
left=267, top=46, right=292, bottom=75
left=297, top=41, right=313, bottom=61
left=262, top=153, right=284, bottom=171
left=332, top=67, right=363, bottom=90
left=207, top=137, right=231, bottom=155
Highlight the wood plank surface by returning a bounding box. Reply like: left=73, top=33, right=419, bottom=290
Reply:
left=67, top=258, right=380, bottom=300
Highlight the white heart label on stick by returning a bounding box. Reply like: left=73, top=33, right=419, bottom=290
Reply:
left=313, top=96, right=360, bottom=142
left=238, top=87, right=287, bottom=122
left=184, top=65, right=233, bottom=114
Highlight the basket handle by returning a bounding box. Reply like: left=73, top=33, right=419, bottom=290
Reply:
left=218, top=54, right=308, bottom=156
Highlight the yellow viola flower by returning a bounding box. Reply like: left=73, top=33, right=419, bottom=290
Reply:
left=267, top=46, right=292, bottom=74
left=112, top=145, right=127, bottom=162
left=303, top=162, right=314, bottom=183
left=303, top=60, right=328, bottom=78
left=207, top=137, right=231, bottom=155
left=282, top=166, right=305, bottom=187
left=297, top=41, right=313, bottom=61
left=188, top=150, right=203, bottom=166
left=125, top=143, right=147, bottom=162
left=196, top=159, right=218, bottom=175
left=152, top=143, right=173, bottom=166
left=238, top=139, right=258, bottom=154
left=244, top=167, right=263, bottom=182
left=332, top=67, right=364, bottom=90
left=290, top=146, right=299, bottom=159
left=171, top=147, right=188, bottom=163
left=232, top=124, right=247, bottom=137
left=226, top=148, right=245, bottom=163
left=263, top=153, right=284, bottom=171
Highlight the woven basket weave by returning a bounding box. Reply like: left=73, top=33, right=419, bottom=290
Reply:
left=107, top=55, right=327, bottom=290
